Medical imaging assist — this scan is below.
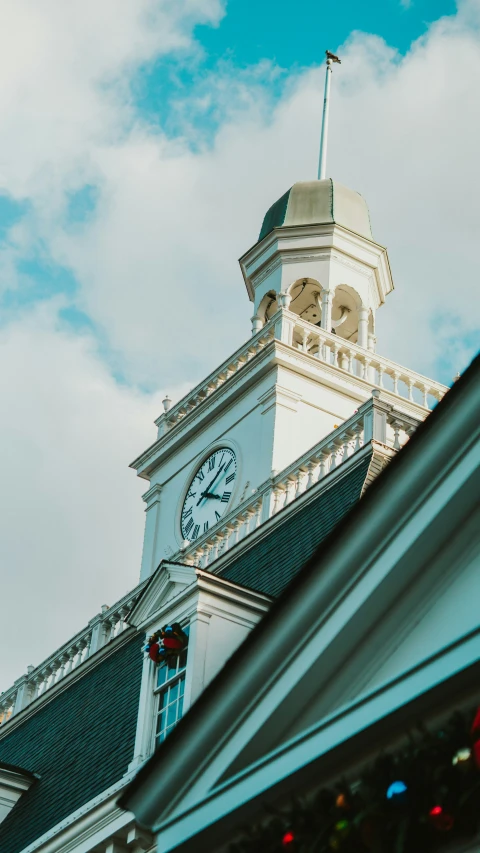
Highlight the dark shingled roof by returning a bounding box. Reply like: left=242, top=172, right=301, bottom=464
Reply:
left=220, top=451, right=372, bottom=597
left=0, top=633, right=142, bottom=853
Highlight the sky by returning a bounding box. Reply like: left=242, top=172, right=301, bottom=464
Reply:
left=0, top=0, right=479, bottom=691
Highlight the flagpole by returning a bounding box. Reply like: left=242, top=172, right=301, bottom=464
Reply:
left=318, top=52, right=341, bottom=180
left=318, top=57, right=332, bottom=180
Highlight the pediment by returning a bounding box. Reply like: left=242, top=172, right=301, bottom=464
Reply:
left=212, top=504, right=479, bottom=786
left=127, top=561, right=197, bottom=629
left=0, top=763, right=36, bottom=825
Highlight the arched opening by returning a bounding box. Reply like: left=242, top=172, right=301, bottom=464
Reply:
left=331, top=284, right=362, bottom=343
left=287, top=278, right=323, bottom=325
left=258, top=291, right=279, bottom=324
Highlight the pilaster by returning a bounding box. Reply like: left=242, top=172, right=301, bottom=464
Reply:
left=140, top=484, right=163, bottom=581
left=183, top=609, right=211, bottom=708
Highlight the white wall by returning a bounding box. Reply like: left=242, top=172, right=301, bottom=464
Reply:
left=139, top=352, right=370, bottom=580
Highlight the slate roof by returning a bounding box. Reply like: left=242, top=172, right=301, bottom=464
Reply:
left=220, top=450, right=373, bottom=597
left=0, top=633, right=142, bottom=853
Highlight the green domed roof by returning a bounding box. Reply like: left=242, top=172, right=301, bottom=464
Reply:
left=259, top=179, right=373, bottom=242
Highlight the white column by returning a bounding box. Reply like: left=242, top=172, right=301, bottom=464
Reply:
left=128, top=642, right=157, bottom=771
left=358, top=306, right=368, bottom=348
left=251, top=315, right=263, bottom=335
left=320, top=289, right=333, bottom=331
left=183, top=610, right=211, bottom=708
left=274, top=307, right=294, bottom=345
left=277, top=291, right=292, bottom=310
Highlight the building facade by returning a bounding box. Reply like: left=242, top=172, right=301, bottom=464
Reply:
left=0, top=176, right=457, bottom=853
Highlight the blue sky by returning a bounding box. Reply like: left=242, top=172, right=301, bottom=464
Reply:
left=195, top=0, right=456, bottom=64
left=135, top=0, right=457, bottom=131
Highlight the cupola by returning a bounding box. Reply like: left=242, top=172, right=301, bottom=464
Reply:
left=240, top=178, right=393, bottom=351
left=259, top=179, right=372, bottom=242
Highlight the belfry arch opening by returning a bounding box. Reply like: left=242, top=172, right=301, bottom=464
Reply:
left=258, top=291, right=279, bottom=324
left=287, top=279, right=323, bottom=325
left=331, top=284, right=363, bottom=343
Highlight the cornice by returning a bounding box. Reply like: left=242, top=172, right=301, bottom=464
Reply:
left=131, top=339, right=277, bottom=479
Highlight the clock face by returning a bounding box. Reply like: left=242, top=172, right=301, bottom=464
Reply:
left=180, top=448, right=237, bottom=541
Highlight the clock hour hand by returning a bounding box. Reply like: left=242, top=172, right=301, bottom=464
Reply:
left=203, top=492, right=221, bottom=500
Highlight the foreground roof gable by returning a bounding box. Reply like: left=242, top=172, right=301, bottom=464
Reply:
left=120, top=356, right=480, bottom=850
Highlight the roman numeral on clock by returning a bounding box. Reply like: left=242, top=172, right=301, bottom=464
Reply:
left=224, top=459, right=233, bottom=472
left=226, top=473, right=235, bottom=484
left=184, top=518, right=194, bottom=535
left=196, top=470, right=205, bottom=482
left=203, top=521, right=209, bottom=533
left=221, top=491, right=231, bottom=503
left=215, top=510, right=221, bottom=521
left=208, top=455, right=216, bottom=471
left=182, top=507, right=193, bottom=519
left=192, top=524, right=200, bottom=540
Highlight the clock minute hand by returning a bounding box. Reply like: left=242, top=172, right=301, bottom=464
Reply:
left=196, top=463, right=225, bottom=506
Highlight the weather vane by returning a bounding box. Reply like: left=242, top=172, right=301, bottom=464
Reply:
left=318, top=50, right=341, bottom=181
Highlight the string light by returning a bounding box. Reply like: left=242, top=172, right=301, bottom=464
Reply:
left=386, top=781, right=407, bottom=800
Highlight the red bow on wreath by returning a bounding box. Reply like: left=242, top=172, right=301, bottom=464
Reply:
left=144, top=623, right=188, bottom=665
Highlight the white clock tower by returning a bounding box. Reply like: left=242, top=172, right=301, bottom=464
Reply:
left=132, top=177, right=443, bottom=581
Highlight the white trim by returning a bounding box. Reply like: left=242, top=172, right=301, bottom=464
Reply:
left=20, top=773, right=137, bottom=853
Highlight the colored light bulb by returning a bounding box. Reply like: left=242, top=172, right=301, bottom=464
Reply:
left=386, top=780, right=407, bottom=799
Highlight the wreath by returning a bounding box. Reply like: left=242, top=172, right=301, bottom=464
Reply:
left=144, top=623, right=188, bottom=665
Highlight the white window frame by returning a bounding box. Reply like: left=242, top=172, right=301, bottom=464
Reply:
left=153, top=651, right=188, bottom=746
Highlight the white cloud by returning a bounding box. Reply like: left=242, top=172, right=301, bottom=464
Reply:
left=2, top=0, right=477, bottom=387
left=0, top=1, right=479, bottom=689
left=0, top=302, right=194, bottom=690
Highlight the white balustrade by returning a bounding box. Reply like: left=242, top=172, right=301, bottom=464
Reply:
left=0, top=584, right=145, bottom=728
left=154, top=309, right=447, bottom=446
left=289, top=313, right=447, bottom=411
left=182, top=393, right=423, bottom=572
left=159, top=321, right=276, bottom=434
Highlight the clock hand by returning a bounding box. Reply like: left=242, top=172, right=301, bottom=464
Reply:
left=196, top=463, right=225, bottom=506
left=203, top=492, right=221, bottom=500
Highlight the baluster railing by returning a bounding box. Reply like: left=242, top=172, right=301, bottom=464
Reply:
left=177, top=391, right=429, bottom=572
left=0, top=583, right=145, bottom=728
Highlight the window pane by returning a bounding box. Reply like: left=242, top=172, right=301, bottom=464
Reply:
left=156, top=674, right=186, bottom=746
left=166, top=702, right=177, bottom=728
left=167, top=659, right=177, bottom=679
left=157, top=665, right=168, bottom=688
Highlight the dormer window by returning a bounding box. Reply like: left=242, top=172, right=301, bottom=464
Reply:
left=154, top=630, right=188, bottom=745
left=0, top=763, right=37, bottom=825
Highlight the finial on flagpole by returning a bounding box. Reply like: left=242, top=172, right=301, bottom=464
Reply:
left=318, top=50, right=341, bottom=181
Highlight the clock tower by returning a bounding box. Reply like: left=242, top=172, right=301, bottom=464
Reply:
left=132, top=177, right=441, bottom=581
